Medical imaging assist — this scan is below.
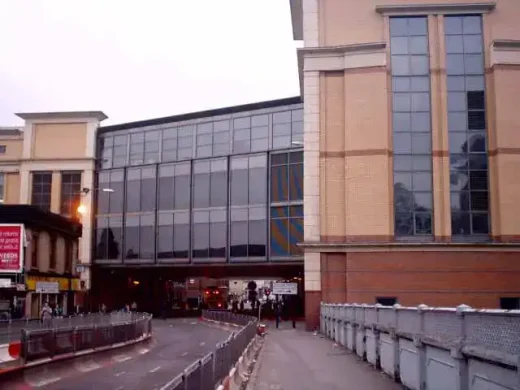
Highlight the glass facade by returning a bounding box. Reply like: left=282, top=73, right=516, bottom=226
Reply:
left=94, top=101, right=304, bottom=264
left=390, top=17, right=433, bottom=237
left=445, top=15, right=489, bottom=236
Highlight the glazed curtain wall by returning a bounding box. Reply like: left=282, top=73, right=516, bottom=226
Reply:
left=94, top=150, right=303, bottom=264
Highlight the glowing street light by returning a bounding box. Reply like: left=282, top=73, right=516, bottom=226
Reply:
left=77, top=204, right=87, bottom=215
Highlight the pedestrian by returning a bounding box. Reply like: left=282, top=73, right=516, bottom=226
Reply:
left=275, top=300, right=281, bottom=329
left=41, top=302, right=53, bottom=328
left=130, top=301, right=137, bottom=312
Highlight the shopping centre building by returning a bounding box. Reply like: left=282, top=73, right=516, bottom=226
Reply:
left=1, top=0, right=519, bottom=327
left=291, top=0, right=520, bottom=328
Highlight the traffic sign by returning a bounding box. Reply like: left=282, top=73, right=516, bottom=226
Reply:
left=272, top=282, right=298, bottom=295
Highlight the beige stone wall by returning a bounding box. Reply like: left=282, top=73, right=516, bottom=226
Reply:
left=4, top=173, right=20, bottom=204
left=32, top=123, right=87, bottom=159
left=0, top=138, right=22, bottom=161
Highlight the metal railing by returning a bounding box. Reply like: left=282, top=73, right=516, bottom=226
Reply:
left=20, top=313, right=152, bottom=363
left=321, top=303, right=520, bottom=390
left=161, top=310, right=258, bottom=390
left=0, top=312, right=137, bottom=345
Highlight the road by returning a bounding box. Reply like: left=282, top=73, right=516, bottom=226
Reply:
left=6, top=318, right=234, bottom=390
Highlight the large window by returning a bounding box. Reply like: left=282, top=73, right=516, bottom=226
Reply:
left=192, top=209, right=226, bottom=262
left=31, top=172, right=52, bottom=211
left=98, top=170, right=125, bottom=215
left=390, top=17, right=433, bottom=237
left=230, top=206, right=267, bottom=261
left=129, top=131, right=159, bottom=166
left=95, top=216, right=123, bottom=262
left=100, top=134, right=128, bottom=169
left=230, top=154, right=267, bottom=206
left=60, top=172, right=82, bottom=217
left=445, top=15, right=489, bottom=237
left=269, top=151, right=303, bottom=259
left=124, top=214, right=155, bottom=261
left=192, top=159, right=227, bottom=209
left=270, top=151, right=303, bottom=203
left=156, top=211, right=190, bottom=262
left=271, top=110, right=303, bottom=150
left=125, top=166, right=156, bottom=213
left=270, top=205, right=303, bottom=257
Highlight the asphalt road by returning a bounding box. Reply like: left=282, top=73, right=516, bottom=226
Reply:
left=12, top=319, right=234, bottom=390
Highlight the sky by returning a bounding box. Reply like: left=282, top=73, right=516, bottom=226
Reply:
left=0, top=1, right=301, bottom=126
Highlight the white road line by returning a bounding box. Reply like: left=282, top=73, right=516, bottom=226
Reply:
left=114, top=355, right=131, bottom=363
left=181, top=352, right=188, bottom=357
left=114, top=387, right=124, bottom=390
left=199, top=342, right=206, bottom=346
left=30, top=376, right=62, bottom=387
left=77, top=361, right=101, bottom=373
left=149, top=366, right=161, bottom=373
left=190, top=322, right=197, bottom=325
left=115, top=371, right=127, bottom=377
left=138, top=348, right=150, bottom=354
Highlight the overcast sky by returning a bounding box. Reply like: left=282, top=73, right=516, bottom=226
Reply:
left=0, top=1, right=301, bottom=126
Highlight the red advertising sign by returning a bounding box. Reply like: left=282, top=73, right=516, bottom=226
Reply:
left=0, top=224, right=24, bottom=273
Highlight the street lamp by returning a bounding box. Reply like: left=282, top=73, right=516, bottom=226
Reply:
left=76, top=187, right=115, bottom=215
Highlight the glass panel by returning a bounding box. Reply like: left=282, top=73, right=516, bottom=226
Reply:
left=289, top=164, right=303, bottom=201
left=248, top=219, right=266, bottom=257
left=289, top=217, right=303, bottom=255
left=270, top=165, right=288, bottom=202
left=270, top=218, right=289, bottom=256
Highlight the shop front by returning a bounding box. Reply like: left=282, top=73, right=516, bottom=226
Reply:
left=25, top=275, right=81, bottom=318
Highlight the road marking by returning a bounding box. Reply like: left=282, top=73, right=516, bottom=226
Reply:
left=31, top=376, right=62, bottom=387
left=115, top=371, right=127, bottom=377
left=77, top=361, right=101, bottom=373
left=181, top=352, right=188, bottom=357
left=199, top=342, right=206, bottom=346
left=114, top=355, right=131, bottom=363
left=149, top=366, right=161, bottom=373
left=190, top=321, right=197, bottom=325
left=138, top=348, right=150, bottom=354
left=114, top=387, right=124, bottom=390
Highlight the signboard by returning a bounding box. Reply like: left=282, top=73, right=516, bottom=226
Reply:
left=76, top=265, right=86, bottom=273
left=0, top=278, right=12, bottom=288
left=26, top=276, right=69, bottom=291
left=0, top=224, right=24, bottom=273
left=272, top=282, right=298, bottom=295
left=35, top=281, right=59, bottom=294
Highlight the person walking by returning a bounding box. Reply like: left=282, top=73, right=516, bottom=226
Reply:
left=275, top=300, right=282, bottom=329
left=41, top=302, right=53, bottom=328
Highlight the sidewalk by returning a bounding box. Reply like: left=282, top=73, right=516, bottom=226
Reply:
left=247, top=321, right=402, bottom=390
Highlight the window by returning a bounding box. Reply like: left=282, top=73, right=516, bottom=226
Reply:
left=97, top=170, right=124, bottom=215
left=60, top=172, right=82, bottom=216
left=31, top=232, right=39, bottom=268
left=230, top=206, right=267, bottom=260
left=124, top=214, right=155, bottom=261
left=31, top=172, right=52, bottom=211
left=95, top=216, right=122, bottom=261
left=376, top=297, right=398, bottom=306
left=232, top=116, right=251, bottom=153
left=0, top=145, right=6, bottom=154
left=156, top=211, right=190, bottom=262
left=270, top=205, right=303, bottom=257
left=270, top=151, right=303, bottom=203
left=100, top=135, right=128, bottom=169
left=193, top=159, right=227, bottom=209
left=500, top=297, right=520, bottom=310
left=390, top=17, right=433, bottom=237
left=177, top=125, right=194, bottom=160
left=0, top=173, right=4, bottom=203
left=231, top=154, right=267, bottom=206
left=125, top=166, right=156, bottom=213
left=192, top=209, right=226, bottom=261
left=445, top=16, right=489, bottom=236
left=49, top=234, right=57, bottom=270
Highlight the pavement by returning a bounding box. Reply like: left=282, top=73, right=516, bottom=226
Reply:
left=247, top=321, right=402, bottom=390
left=0, top=318, right=234, bottom=390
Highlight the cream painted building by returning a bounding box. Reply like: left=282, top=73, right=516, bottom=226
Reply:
left=290, top=0, right=520, bottom=330
left=0, top=111, right=107, bottom=296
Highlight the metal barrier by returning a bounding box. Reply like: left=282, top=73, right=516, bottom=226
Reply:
left=0, top=312, right=138, bottom=344
left=20, top=313, right=152, bottom=363
left=161, top=310, right=258, bottom=390
left=321, top=303, right=520, bottom=390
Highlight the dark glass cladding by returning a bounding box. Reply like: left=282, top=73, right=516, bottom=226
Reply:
left=445, top=15, right=489, bottom=236
left=390, top=16, right=433, bottom=237
left=94, top=102, right=304, bottom=264
left=31, top=172, right=53, bottom=212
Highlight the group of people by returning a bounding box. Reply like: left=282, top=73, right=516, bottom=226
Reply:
left=40, top=302, right=64, bottom=326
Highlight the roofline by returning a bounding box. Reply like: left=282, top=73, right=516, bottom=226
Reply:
left=16, top=111, right=108, bottom=122
left=99, top=96, right=302, bottom=133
